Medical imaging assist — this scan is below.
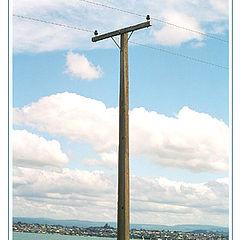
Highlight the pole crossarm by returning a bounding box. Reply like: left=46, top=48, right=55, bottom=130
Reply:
left=92, top=21, right=152, bottom=42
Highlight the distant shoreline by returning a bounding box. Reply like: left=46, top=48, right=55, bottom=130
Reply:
left=13, top=221, right=229, bottom=240
left=13, top=217, right=229, bottom=233
left=13, top=232, right=117, bottom=239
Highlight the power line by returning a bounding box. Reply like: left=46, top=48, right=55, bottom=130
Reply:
left=150, top=17, right=229, bottom=43
left=129, top=41, right=229, bottom=70
left=13, top=14, right=93, bottom=33
left=13, top=14, right=228, bottom=70
left=77, top=0, right=228, bottom=43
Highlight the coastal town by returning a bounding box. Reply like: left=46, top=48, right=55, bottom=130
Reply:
left=13, top=222, right=229, bottom=240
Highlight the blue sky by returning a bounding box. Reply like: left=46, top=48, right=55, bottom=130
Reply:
left=12, top=0, right=229, bottom=226
left=13, top=35, right=229, bottom=122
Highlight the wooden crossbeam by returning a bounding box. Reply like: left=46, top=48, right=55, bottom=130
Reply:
left=92, top=21, right=152, bottom=42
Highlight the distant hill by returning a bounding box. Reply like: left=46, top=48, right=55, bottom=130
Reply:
left=13, top=217, right=228, bottom=233
left=13, top=217, right=108, bottom=228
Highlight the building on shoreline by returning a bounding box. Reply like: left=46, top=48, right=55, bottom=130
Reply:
left=13, top=222, right=229, bottom=240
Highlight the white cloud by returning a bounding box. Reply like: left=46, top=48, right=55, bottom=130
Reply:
left=13, top=166, right=228, bottom=226
left=13, top=92, right=118, bottom=171
left=13, top=92, right=229, bottom=173
left=209, top=0, right=228, bottom=16
left=151, top=11, right=203, bottom=46
left=12, top=0, right=229, bottom=52
left=13, top=92, right=118, bottom=151
left=82, top=151, right=117, bottom=169
left=13, top=167, right=117, bottom=221
left=131, top=175, right=228, bottom=214
left=130, top=106, right=229, bottom=173
left=65, top=52, right=102, bottom=80
left=13, top=129, right=69, bottom=168
left=13, top=167, right=115, bottom=197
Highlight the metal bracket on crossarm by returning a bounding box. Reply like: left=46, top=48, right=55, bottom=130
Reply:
left=128, top=31, right=134, bottom=40
left=111, top=37, right=120, bottom=49
left=111, top=30, right=134, bottom=49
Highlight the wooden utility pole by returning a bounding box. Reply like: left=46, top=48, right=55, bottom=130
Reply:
left=92, top=19, right=152, bottom=240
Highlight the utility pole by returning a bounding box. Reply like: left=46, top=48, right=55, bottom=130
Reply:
left=92, top=18, right=152, bottom=240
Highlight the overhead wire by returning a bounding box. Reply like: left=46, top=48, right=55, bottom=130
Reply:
left=13, top=14, right=93, bottom=33
left=13, top=14, right=228, bottom=70
left=129, top=41, right=228, bottom=70
left=77, top=0, right=228, bottom=43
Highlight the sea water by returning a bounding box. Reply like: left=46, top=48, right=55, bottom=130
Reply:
left=13, top=232, right=117, bottom=240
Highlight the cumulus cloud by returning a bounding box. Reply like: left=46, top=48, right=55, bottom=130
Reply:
left=13, top=129, right=69, bottom=168
left=209, top=0, right=228, bottom=16
left=131, top=176, right=228, bottom=214
left=13, top=92, right=229, bottom=173
left=13, top=167, right=228, bottom=226
left=82, top=151, right=117, bottom=169
left=151, top=11, right=203, bottom=46
left=130, top=106, right=229, bottom=172
left=65, top=52, right=102, bottom=80
left=13, top=92, right=118, bottom=169
left=13, top=92, right=118, bottom=151
left=12, top=0, right=228, bottom=52
left=13, top=167, right=115, bottom=197
left=13, top=167, right=117, bottom=221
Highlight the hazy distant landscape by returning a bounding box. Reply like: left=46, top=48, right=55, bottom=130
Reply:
left=13, top=217, right=229, bottom=233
